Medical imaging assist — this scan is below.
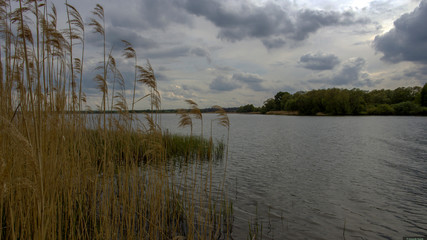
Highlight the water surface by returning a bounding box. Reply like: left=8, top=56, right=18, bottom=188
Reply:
left=157, top=114, right=427, bottom=239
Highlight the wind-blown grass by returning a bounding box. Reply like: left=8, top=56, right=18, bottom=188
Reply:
left=163, top=131, right=225, bottom=162
left=79, top=128, right=225, bottom=166
left=0, top=1, right=232, bottom=239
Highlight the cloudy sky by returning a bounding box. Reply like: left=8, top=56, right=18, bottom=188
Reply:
left=52, top=0, right=427, bottom=109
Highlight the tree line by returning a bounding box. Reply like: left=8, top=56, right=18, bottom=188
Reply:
left=237, top=84, right=427, bottom=115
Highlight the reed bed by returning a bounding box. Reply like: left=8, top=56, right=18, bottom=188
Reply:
left=0, top=1, right=232, bottom=239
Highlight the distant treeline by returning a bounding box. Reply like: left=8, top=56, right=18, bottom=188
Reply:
left=238, top=84, right=427, bottom=115
left=81, top=107, right=240, bottom=114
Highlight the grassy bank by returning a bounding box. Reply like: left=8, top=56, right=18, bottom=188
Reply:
left=0, top=1, right=232, bottom=239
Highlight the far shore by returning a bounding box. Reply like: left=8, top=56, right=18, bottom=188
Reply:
left=68, top=109, right=426, bottom=116
left=265, top=111, right=299, bottom=115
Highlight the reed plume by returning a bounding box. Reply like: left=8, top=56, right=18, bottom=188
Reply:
left=121, top=40, right=137, bottom=111
left=177, top=108, right=193, bottom=136
left=89, top=4, right=106, bottom=112
left=138, top=60, right=160, bottom=111
left=65, top=2, right=84, bottom=111
left=186, top=99, right=203, bottom=138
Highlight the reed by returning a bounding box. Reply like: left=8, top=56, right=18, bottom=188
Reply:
left=0, top=1, right=233, bottom=239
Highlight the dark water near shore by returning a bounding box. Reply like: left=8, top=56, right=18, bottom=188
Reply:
left=155, top=114, right=427, bottom=239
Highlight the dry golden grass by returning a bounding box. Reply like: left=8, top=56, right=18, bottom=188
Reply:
left=0, top=1, right=232, bottom=239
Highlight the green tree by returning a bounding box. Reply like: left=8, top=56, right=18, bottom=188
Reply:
left=261, top=98, right=275, bottom=113
left=392, top=101, right=422, bottom=115
left=274, top=92, right=285, bottom=110
left=237, top=104, right=256, bottom=113
left=284, top=91, right=303, bottom=111
left=274, top=91, right=291, bottom=110
left=284, top=98, right=297, bottom=111
left=391, top=87, right=416, bottom=104
left=367, top=89, right=392, bottom=105
left=323, top=88, right=351, bottom=115
left=349, top=88, right=367, bottom=114
left=301, top=90, right=323, bottom=114
left=367, top=104, right=395, bottom=115
left=421, top=83, right=427, bottom=107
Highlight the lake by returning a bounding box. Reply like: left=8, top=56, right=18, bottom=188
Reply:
left=154, top=114, right=427, bottom=239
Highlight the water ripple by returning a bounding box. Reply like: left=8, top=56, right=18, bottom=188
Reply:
left=156, top=114, right=427, bottom=239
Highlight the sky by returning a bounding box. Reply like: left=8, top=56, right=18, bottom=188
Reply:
left=49, top=0, right=427, bottom=109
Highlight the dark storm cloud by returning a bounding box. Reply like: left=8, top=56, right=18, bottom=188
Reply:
left=109, top=0, right=192, bottom=30
left=145, top=47, right=191, bottom=59
left=261, top=38, right=286, bottom=49
left=373, top=0, right=427, bottom=64
left=107, top=26, right=158, bottom=49
left=309, top=57, right=375, bottom=87
left=400, top=66, right=427, bottom=82
left=299, top=53, right=340, bottom=70
left=184, top=0, right=293, bottom=42
left=190, top=47, right=212, bottom=63
left=209, top=76, right=240, bottom=91
left=292, top=9, right=370, bottom=41
left=232, top=73, right=267, bottom=92
left=183, top=0, right=370, bottom=47
left=85, top=26, right=158, bottom=51
left=145, top=46, right=212, bottom=60
left=331, top=57, right=366, bottom=85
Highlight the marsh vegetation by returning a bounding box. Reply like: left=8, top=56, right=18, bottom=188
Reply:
left=0, top=1, right=233, bottom=239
